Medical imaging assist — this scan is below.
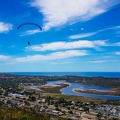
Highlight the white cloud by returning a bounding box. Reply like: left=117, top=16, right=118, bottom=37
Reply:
left=114, top=42, right=120, bottom=46
left=26, top=40, right=107, bottom=51
left=30, top=0, right=119, bottom=30
left=16, top=50, right=87, bottom=62
left=93, top=40, right=106, bottom=46
left=0, top=22, right=13, bottom=33
left=20, top=29, right=41, bottom=36
left=116, top=52, right=120, bottom=55
left=88, top=59, right=120, bottom=63
left=0, top=55, right=11, bottom=61
left=69, top=32, right=96, bottom=39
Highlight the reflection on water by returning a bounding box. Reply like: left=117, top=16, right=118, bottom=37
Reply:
left=31, top=86, right=41, bottom=90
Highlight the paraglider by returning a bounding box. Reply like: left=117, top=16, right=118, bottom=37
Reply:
left=17, top=22, right=42, bottom=30
left=17, top=22, right=42, bottom=45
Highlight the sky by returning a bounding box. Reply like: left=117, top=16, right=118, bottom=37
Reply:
left=0, top=0, right=120, bottom=72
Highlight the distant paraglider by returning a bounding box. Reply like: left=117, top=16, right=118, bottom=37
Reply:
left=17, top=22, right=42, bottom=45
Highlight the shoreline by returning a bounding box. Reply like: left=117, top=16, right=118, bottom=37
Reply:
left=37, top=83, right=70, bottom=93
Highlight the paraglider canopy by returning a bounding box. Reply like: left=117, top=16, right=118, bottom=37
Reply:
left=17, top=22, right=42, bottom=30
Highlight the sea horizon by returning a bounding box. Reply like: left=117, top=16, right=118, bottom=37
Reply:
left=1, top=71, right=120, bottom=78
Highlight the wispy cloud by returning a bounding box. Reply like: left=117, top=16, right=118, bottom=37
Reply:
left=26, top=40, right=107, bottom=51
left=0, top=22, right=13, bottom=33
left=88, top=59, right=120, bottom=63
left=98, top=25, right=120, bottom=32
left=113, top=26, right=120, bottom=29
left=50, top=61, right=74, bottom=64
left=16, top=50, right=87, bottom=63
left=30, top=0, right=119, bottom=30
left=88, top=60, right=106, bottom=63
left=0, top=55, right=11, bottom=61
left=116, top=52, right=120, bottom=55
left=9, top=45, right=15, bottom=48
left=69, top=25, right=120, bottom=39
left=20, top=29, right=41, bottom=36
left=69, top=32, right=96, bottom=39
left=114, top=42, right=120, bottom=46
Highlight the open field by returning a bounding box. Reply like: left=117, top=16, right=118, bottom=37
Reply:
left=44, top=93, right=107, bottom=103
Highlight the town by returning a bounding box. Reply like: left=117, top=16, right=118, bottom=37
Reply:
left=0, top=73, right=120, bottom=120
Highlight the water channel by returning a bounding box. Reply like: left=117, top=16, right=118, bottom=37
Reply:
left=31, top=80, right=120, bottom=99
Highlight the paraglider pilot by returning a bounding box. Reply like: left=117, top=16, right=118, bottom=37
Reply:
left=28, top=41, right=30, bottom=45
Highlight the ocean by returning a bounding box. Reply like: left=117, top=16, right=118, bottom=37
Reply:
left=6, top=72, right=120, bottom=78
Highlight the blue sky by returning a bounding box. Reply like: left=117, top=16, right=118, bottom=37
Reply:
left=0, top=0, right=120, bottom=72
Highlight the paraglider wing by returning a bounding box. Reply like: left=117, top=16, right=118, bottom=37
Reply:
left=17, top=22, right=42, bottom=30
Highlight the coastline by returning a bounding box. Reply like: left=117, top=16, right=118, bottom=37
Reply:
left=7, top=72, right=120, bottom=78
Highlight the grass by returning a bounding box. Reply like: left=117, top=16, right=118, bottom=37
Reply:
left=44, top=93, right=106, bottom=103
left=0, top=107, right=50, bottom=120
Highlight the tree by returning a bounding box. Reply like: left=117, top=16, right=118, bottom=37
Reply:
left=55, top=101, right=59, bottom=108
left=4, top=91, right=8, bottom=96
left=96, top=112, right=103, bottom=120
left=24, top=101, right=30, bottom=106
left=83, top=106, right=89, bottom=113
left=43, top=115, right=50, bottom=120
left=55, top=107, right=61, bottom=111
left=7, top=100, right=12, bottom=105
left=68, top=110, right=73, bottom=114
left=112, top=118, right=118, bottom=120
left=29, top=96, right=36, bottom=101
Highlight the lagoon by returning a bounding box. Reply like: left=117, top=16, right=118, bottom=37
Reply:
left=44, top=80, right=120, bottom=100
left=9, top=72, right=120, bottom=99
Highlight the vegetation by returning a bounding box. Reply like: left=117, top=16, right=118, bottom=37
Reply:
left=74, top=88, right=120, bottom=96
left=96, top=112, right=103, bottom=120
left=0, top=73, right=120, bottom=120
left=44, top=93, right=107, bottom=103
left=103, top=99, right=120, bottom=105
left=0, top=107, right=50, bottom=120
left=65, top=76, right=120, bottom=88
left=0, top=107, right=73, bottom=120
left=0, top=73, right=46, bottom=93
left=39, top=84, right=69, bottom=93
left=1, top=73, right=120, bottom=89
